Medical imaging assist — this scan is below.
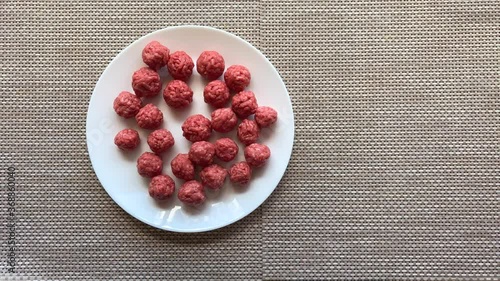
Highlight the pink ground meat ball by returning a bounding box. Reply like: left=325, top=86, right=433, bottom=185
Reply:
left=203, top=80, right=230, bottom=108
left=137, top=152, right=163, bottom=178
left=135, top=104, right=163, bottom=129
left=132, top=67, right=162, bottom=98
left=167, top=51, right=194, bottom=81
left=170, top=153, right=195, bottom=180
left=211, top=108, right=238, bottom=133
left=244, top=143, right=271, bottom=167
left=255, top=106, right=278, bottom=127
left=147, top=129, right=175, bottom=154
left=214, top=138, right=239, bottom=162
left=142, top=41, right=170, bottom=71
left=229, top=162, right=252, bottom=186
left=113, top=91, right=142, bottom=118
left=178, top=180, right=206, bottom=206
left=196, top=51, right=225, bottom=80
left=200, top=164, right=227, bottom=190
left=148, top=175, right=175, bottom=200
left=181, top=114, right=212, bottom=142
left=237, top=119, right=260, bottom=145
left=163, top=80, right=193, bottom=109
left=114, top=129, right=140, bottom=150
left=224, top=65, right=251, bottom=92
left=188, top=141, right=216, bottom=167
left=231, top=91, right=258, bottom=118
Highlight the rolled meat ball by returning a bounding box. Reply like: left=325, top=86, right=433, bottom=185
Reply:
left=163, top=80, right=193, bottom=109
left=167, top=51, right=194, bottom=81
left=200, top=164, right=227, bottom=190
left=147, top=129, right=175, bottom=154
left=214, top=138, right=239, bottom=162
left=181, top=114, right=212, bottom=142
left=188, top=141, right=215, bottom=167
left=148, top=175, right=175, bottom=200
left=132, top=67, right=161, bottom=98
left=231, top=91, right=258, bottom=119
left=137, top=152, right=163, bottom=178
left=196, top=51, right=225, bottom=80
left=178, top=180, right=206, bottom=206
left=237, top=119, right=260, bottom=145
left=170, top=153, right=195, bottom=181
left=142, top=41, right=170, bottom=70
left=203, top=80, right=230, bottom=108
left=255, top=106, right=278, bottom=128
left=135, top=104, right=163, bottom=130
left=224, top=65, right=251, bottom=92
left=211, top=108, right=238, bottom=133
left=244, top=143, right=271, bottom=167
left=114, top=129, right=140, bottom=150
left=229, top=162, right=252, bottom=186
left=113, top=91, right=142, bottom=118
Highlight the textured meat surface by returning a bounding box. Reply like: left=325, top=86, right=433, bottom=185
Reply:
left=211, top=108, right=238, bottom=133
left=170, top=153, right=195, bottom=180
left=147, top=129, right=175, bottom=154
left=137, top=152, right=163, bottom=178
left=114, top=129, right=140, bottom=150
left=229, top=161, right=252, bottom=186
left=200, top=164, right=227, bottom=190
left=167, top=51, right=194, bottom=81
left=142, top=41, right=170, bottom=70
left=237, top=119, right=260, bottom=145
left=196, top=51, right=225, bottom=80
left=178, top=180, right=206, bottom=205
left=254, top=106, right=278, bottom=127
left=181, top=114, right=212, bottom=142
left=244, top=143, right=271, bottom=167
left=148, top=175, right=175, bottom=200
left=131, top=67, right=161, bottom=98
left=224, top=65, right=251, bottom=92
left=135, top=104, right=163, bottom=129
left=188, top=141, right=216, bottom=166
left=113, top=91, right=142, bottom=119
left=163, top=79, right=193, bottom=109
left=231, top=91, right=258, bottom=118
left=214, top=138, right=239, bottom=162
left=203, top=80, right=230, bottom=108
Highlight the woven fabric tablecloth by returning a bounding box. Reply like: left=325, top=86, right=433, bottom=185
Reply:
left=1, top=0, right=498, bottom=280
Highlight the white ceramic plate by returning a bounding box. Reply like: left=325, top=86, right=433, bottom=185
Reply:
left=86, top=26, right=294, bottom=232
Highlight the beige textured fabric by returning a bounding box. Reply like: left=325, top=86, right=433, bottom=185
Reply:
left=1, top=0, right=498, bottom=280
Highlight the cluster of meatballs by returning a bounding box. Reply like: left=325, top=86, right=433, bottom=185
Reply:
left=112, top=40, right=278, bottom=206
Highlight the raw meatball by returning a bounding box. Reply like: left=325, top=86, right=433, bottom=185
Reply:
left=142, top=41, right=170, bottom=70
left=135, top=104, right=163, bottom=129
left=200, top=164, right=227, bottom=190
left=148, top=175, right=175, bottom=200
left=244, top=143, right=271, bottom=167
left=196, top=51, right=225, bottom=80
left=181, top=114, right=212, bottom=142
left=255, top=106, right=278, bottom=127
left=237, top=119, right=260, bottom=145
left=114, top=129, right=140, bottom=150
left=231, top=91, right=258, bottom=118
left=137, top=152, right=163, bottom=178
left=132, top=67, right=161, bottom=98
left=211, top=108, right=238, bottom=133
left=113, top=91, right=142, bottom=118
left=170, top=153, right=195, bottom=180
left=178, top=180, right=206, bottom=206
left=167, top=51, right=194, bottom=81
left=224, top=65, right=251, bottom=92
left=188, top=141, right=215, bottom=167
left=163, top=80, right=193, bottom=109
left=203, top=80, right=230, bottom=108
left=229, top=162, right=252, bottom=186
left=147, top=129, right=175, bottom=154
left=214, top=138, right=239, bottom=162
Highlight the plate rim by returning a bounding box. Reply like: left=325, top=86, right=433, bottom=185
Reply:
left=86, top=25, right=295, bottom=232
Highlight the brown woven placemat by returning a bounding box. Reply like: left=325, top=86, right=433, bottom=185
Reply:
left=1, top=0, right=498, bottom=280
